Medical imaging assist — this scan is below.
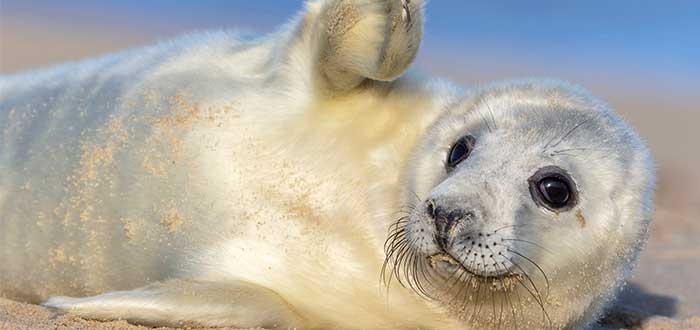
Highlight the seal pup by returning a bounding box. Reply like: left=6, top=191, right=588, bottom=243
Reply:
left=0, top=0, right=655, bottom=329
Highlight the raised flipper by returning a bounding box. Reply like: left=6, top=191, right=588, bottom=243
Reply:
left=309, top=0, right=424, bottom=92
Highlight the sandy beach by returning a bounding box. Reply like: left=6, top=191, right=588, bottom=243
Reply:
left=1, top=297, right=699, bottom=330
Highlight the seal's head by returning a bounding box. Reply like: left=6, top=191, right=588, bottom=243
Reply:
left=384, top=80, right=655, bottom=329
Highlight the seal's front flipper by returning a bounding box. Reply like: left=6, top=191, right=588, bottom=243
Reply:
left=309, top=0, right=424, bottom=92
left=42, top=279, right=303, bottom=328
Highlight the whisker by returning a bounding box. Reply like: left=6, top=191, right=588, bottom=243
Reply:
left=383, top=232, right=407, bottom=257
left=394, top=239, right=415, bottom=287
left=501, top=238, right=552, bottom=254
left=504, top=260, right=525, bottom=327
left=506, top=258, right=552, bottom=329
left=491, top=283, right=497, bottom=326
left=405, top=249, right=420, bottom=296
left=470, top=262, right=487, bottom=323
left=505, top=259, right=553, bottom=329
left=550, top=151, right=578, bottom=158
left=446, top=267, right=469, bottom=307
left=461, top=256, right=482, bottom=320
left=447, top=252, right=478, bottom=309
left=507, top=257, right=545, bottom=307
left=386, top=225, right=406, bottom=239
left=515, top=275, right=552, bottom=329
left=484, top=99, right=498, bottom=131
left=442, top=263, right=464, bottom=291
left=487, top=247, right=513, bottom=329
left=495, top=260, right=519, bottom=330
left=550, top=117, right=595, bottom=149
left=384, top=236, right=408, bottom=270
left=508, top=249, right=550, bottom=298
left=385, top=228, right=406, bottom=245
left=408, top=250, right=431, bottom=300
left=410, top=251, right=431, bottom=299
left=551, top=147, right=597, bottom=154
left=487, top=255, right=505, bottom=329
left=409, top=190, right=422, bottom=204
left=418, top=254, right=438, bottom=294
left=392, top=209, right=413, bottom=216
left=381, top=239, right=407, bottom=286
left=493, top=224, right=527, bottom=233
left=478, top=107, right=493, bottom=133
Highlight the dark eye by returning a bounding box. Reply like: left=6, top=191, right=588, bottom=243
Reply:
left=446, top=135, right=475, bottom=170
left=538, top=177, right=570, bottom=207
left=528, top=166, right=578, bottom=211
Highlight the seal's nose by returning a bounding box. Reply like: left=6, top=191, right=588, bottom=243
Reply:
left=426, top=199, right=474, bottom=249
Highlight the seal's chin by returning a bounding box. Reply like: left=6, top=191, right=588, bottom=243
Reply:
left=428, top=252, right=518, bottom=283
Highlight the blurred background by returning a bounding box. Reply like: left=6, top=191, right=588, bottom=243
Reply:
left=1, top=0, right=698, bottom=320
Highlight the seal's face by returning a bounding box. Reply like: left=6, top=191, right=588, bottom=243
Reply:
left=383, top=82, right=655, bottom=329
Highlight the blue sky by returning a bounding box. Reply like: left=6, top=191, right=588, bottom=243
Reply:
left=4, top=1, right=698, bottom=74
left=2, top=1, right=698, bottom=101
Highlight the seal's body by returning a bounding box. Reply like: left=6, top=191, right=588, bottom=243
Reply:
left=0, top=1, right=655, bottom=329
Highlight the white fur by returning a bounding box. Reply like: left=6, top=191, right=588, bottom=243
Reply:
left=0, top=1, right=654, bottom=329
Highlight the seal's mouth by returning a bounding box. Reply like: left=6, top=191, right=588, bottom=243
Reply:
left=427, top=252, right=522, bottom=290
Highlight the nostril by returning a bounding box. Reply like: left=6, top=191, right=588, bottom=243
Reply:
left=426, top=199, right=437, bottom=219
left=446, top=209, right=459, bottom=222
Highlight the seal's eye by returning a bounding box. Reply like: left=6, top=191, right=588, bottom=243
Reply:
left=446, top=135, right=475, bottom=170
left=538, top=177, right=570, bottom=207
left=528, top=166, right=578, bottom=211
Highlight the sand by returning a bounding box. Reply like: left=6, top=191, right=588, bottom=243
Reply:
left=0, top=298, right=262, bottom=330
left=1, top=298, right=699, bottom=330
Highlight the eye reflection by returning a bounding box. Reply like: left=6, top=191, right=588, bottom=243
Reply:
left=446, top=135, right=475, bottom=170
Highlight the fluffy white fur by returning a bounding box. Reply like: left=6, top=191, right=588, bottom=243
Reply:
left=0, top=0, right=654, bottom=329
